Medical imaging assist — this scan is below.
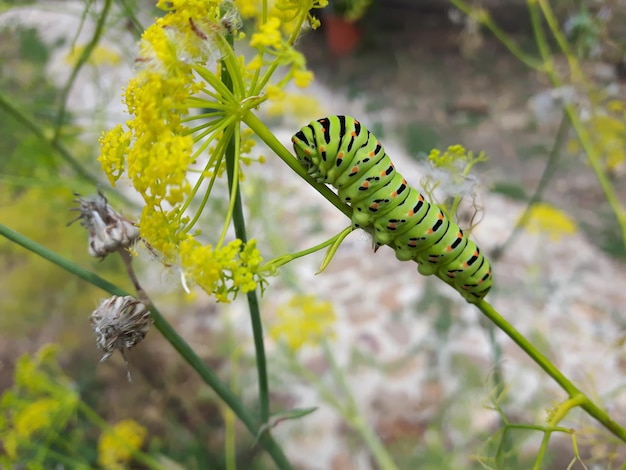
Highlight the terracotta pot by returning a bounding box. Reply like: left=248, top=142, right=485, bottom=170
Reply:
left=324, top=14, right=363, bottom=57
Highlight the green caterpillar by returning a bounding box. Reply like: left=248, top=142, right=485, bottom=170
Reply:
left=292, top=115, right=493, bottom=303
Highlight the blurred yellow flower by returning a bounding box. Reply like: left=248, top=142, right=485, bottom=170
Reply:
left=98, top=419, right=147, bottom=470
left=523, top=203, right=577, bottom=241
left=14, top=398, right=58, bottom=438
left=65, top=45, right=122, bottom=66
left=269, top=295, right=337, bottom=351
left=250, top=17, right=283, bottom=49
left=293, top=69, right=314, bottom=88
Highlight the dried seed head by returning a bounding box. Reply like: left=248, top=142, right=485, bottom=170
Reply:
left=69, top=191, right=140, bottom=258
left=91, top=296, right=152, bottom=381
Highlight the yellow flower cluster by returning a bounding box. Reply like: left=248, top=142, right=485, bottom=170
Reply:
left=98, top=419, right=148, bottom=470
left=65, top=44, right=122, bottom=66
left=427, top=144, right=486, bottom=172
left=269, top=295, right=337, bottom=351
left=579, top=100, right=626, bottom=174
left=97, top=0, right=324, bottom=302
left=0, top=345, right=79, bottom=464
left=180, top=238, right=264, bottom=302
left=523, top=203, right=578, bottom=241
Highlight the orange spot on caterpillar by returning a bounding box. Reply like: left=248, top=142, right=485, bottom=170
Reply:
left=338, top=151, right=345, bottom=159
left=320, top=145, right=326, bottom=153
left=418, top=194, right=424, bottom=201
left=387, top=223, right=397, bottom=229
left=369, top=151, right=375, bottom=157
left=445, top=245, right=453, bottom=252
left=351, top=131, right=357, bottom=137
left=351, top=166, right=359, bottom=173
left=370, top=202, right=379, bottom=210
left=438, top=213, right=444, bottom=220
left=360, top=181, right=370, bottom=189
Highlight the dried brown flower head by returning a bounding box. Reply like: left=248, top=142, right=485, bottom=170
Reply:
left=69, top=191, right=140, bottom=258
left=91, top=296, right=152, bottom=381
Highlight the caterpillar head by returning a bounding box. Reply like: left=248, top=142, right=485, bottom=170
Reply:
left=292, top=128, right=325, bottom=181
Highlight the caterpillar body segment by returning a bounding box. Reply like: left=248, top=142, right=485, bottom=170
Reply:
left=292, top=115, right=493, bottom=303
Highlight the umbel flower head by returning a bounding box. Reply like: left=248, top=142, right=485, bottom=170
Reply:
left=69, top=191, right=139, bottom=258
left=91, top=296, right=152, bottom=381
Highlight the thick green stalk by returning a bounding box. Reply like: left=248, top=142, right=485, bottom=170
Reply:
left=242, top=110, right=351, bottom=219
left=221, top=51, right=270, bottom=422
left=0, top=223, right=293, bottom=469
left=476, top=299, right=626, bottom=442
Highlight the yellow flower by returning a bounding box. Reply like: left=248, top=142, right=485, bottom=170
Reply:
left=293, top=69, right=313, bottom=88
left=180, top=238, right=264, bottom=302
left=98, top=419, right=147, bottom=470
left=266, top=92, right=323, bottom=119
left=65, top=45, right=122, bottom=66
left=523, top=203, right=577, bottom=241
left=250, top=17, right=283, bottom=49
left=14, top=399, right=58, bottom=438
left=269, top=295, right=337, bottom=351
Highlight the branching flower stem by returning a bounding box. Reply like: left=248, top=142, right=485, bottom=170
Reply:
left=0, top=223, right=293, bottom=469
left=52, top=0, right=113, bottom=143
left=476, top=299, right=626, bottom=442
left=222, top=52, right=270, bottom=423
left=240, top=112, right=626, bottom=444
left=493, top=112, right=570, bottom=260
left=0, top=92, right=100, bottom=186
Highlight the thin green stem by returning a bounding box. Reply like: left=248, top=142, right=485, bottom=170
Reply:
left=52, top=0, right=112, bottom=142
left=221, top=51, right=270, bottom=423
left=476, top=299, right=626, bottom=442
left=323, top=342, right=400, bottom=470
left=448, top=0, right=542, bottom=69
left=0, top=223, right=293, bottom=469
left=493, top=112, right=569, bottom=260
left=242, top=110, right=351, bottom=219
left=217, top=123, right=241, bottom=247
left=536, top=0, right=584, bottom=83
left=260, top=226, right=353, bottom=272
left=0, top=92, right=100, bottom=185
left=527, top=0, right=626, bottom=252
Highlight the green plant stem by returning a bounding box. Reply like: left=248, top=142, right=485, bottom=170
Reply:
left=448, top=0, right=541, bottom=69
left=0, top=92, right=100, bottom=185
left=242, top=110, right=352, bottom=219
left=284, top=350, right=399, bottom=470
left=0, top=223, right=293, bottom=469
left=532, top=395, right=586, bottom=470
left=221, top=50, right=269, bottom=422
left=526, top=0, right=626, bottom=252
left=493, top=112, right=570, bottom=261
left=52, top=0, right=112, bottom=142
left=323, top=342, right=400, bottom=470
left=476, top=298, right=626, bottom=442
